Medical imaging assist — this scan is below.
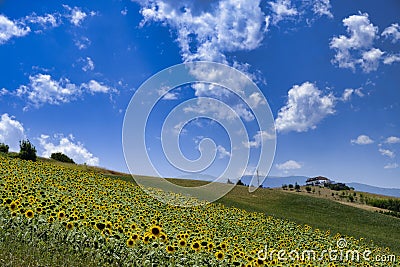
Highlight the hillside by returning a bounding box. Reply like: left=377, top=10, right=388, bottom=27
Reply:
left=0, top=153, right=399, bottom=267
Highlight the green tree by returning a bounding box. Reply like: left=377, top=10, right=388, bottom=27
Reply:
left=51, top=152, right=75, bottom=164
left=0, top=142, right=9, bottom=153
left=295, top=182, right=300, bottom=192
left=19, top=139, right=37, bottom=162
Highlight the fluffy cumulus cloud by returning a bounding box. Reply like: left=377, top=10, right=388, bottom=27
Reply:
left=0, top=114, right=26, bottom=151
left=276, top=160, right=302, bottom=170
left=16, top=74, right=116, bottom=108
left=82, top=80, right=114, bottom=94
left=137, top=0, right=267, bottom=63
left=268, top=0, right=298, bottom=25
left=0, top=7, right=94, bottom=45
left=38, top=134, right=99, bottom=166
left=383, top=54, right=400, bottom=65
left=275, top=82, right=335, bottom=132
left=216, top=145, right=230, bottom=159
left=244, top=130, right=275, bottom=148
left=341, top=88, right=364, bottom=101
left=385, top=136, right=400, bottom=144
left=382, top=23, right=400, bottom=43
left=330, top=13, right=400, bottom=72
left=351, top=135, right=374, bottom=145
left=0, top=15, right=31, bottom=44
left=379, top=148, right=395, bottom=158
left=63, top=5, right=92, bottom=26
left=330, top=13, right=381, bottom=72
left=16, top=74, right=81, bottom=107
left=183, top=98, right=254, bottom=122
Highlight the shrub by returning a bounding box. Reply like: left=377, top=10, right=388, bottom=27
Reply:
left=51, top=152, right=75, bottom=164
left=237, top=179, right=245, bottom=186
left=18, top=140, right=37, bottom=162
left=325, top=182, right=351, bottom=191
left=294, top=183, right=300, bottom=192
left=305, top=186, right=312, bottom=193
left=0, top=143, right=9, bottom=153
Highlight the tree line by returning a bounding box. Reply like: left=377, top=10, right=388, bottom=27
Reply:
left=0, top=140, right=74, bottom=164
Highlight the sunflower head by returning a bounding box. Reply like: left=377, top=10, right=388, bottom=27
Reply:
left=166, top=245, right=175, bottom=253
left=25, top=209, right=34, bottom=219
left=150, top=225, right=162, bottom=237
left=66, top=222, right=74, bottom=230
left=126, top=238, right=135, bottom=248
left=215, top=251, right=224, bottom=260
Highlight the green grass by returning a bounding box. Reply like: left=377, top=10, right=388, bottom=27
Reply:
left=217, top=185, right=400, bottom=254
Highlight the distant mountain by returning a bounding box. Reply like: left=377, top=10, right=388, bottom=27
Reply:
left=240, top=175, right=309, bottom=188
left=348, top=182, right=400, bottom=198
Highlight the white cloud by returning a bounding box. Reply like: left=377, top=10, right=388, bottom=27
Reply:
left=276, top=160, right=302, bottom=170
left=137, top=0, right=267, bottom=63
left=268, top=0, right=298, bottom=25
left=16, top=74, right=81, bottom=107
left=341, top=88, right=353, bottom=102
left=216, top=145, right=230, bottom=159
left=385, top=136, right=400, bottom=144
left=312, top=0, right=333, bottom=18
left=63, top=5, right=88, bottom=26
left=384, top=163, right=398, bottom=169
left=361, top=48, right=384, bottom=72
left=0, top=88, right=9, bottom=96
left=183, top=98, right=254, bottom=122
left=0, top=14, right=31, bottom=44
left=379, top=148, right=395, bottom=158
left=0, top=113, right=26, bottom=151
left=382, top=23, right=400, bottom=43
left=351, top=135, right=374, bottom=145
left=383, top=54, right=400, bottom=65
left=244, top=130, right=275, bottom=148
left=341, top=88, right=364, bottom=102
left=330, top=13, right=380, bottom=72
left=121, top=7, right=128, bottom=16
left=38, top=134, right=99, bottom=166
left=74, top=36, right=91, bottom=50
left=157, top=86, right=179, bottom=100
left=82, top=80, right=115, bottom=94
left=275, top=82, right=335, bottom=132
left=248, top=92, right=266, bottom=109
left=16, top=74, right=116, bottom=108
left=81, top=57, right=95, bottom=72
left=24, top=13, right=61, bottom=29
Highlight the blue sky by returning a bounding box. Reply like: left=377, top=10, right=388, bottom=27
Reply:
left=0, top=0, right=399, bottom=188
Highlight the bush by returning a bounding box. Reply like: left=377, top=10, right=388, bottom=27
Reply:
left=0, top=143, right=9, bottom=153
left=18, top=140, right=37, bottom=162
left=325, top=182, right=351, bottom=191
left=305, top=186, right=312, bottom=193
left=294, top=182, right=300, bottom=192
left=50, top=152, right=75, bottom=164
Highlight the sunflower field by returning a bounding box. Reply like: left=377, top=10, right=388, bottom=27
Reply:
left=0, top=154, right=398, bottom=266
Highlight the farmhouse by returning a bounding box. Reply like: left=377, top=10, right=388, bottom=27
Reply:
left=306, top=176, right=332, bottom=186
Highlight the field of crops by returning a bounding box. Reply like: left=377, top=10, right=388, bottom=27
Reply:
left=0, top=154, right=398, bottom=266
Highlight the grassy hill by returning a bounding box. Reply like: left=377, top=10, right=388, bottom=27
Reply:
left=1, top=153, right=399, bottom=266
